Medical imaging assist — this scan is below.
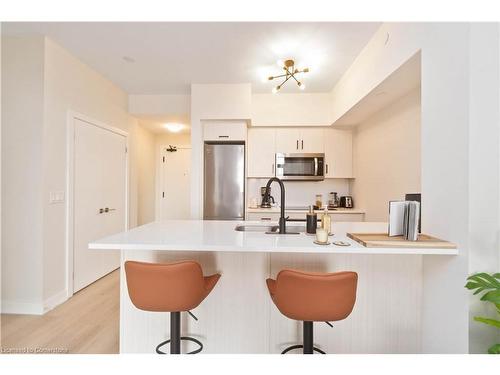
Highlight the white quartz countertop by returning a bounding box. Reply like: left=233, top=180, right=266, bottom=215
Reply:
left=89, top=220, right=457, bottom=255
left=247, top=207, right=366, bottom=214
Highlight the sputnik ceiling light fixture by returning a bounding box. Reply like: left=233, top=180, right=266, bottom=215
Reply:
left=268, top=59, right=309, bottom=93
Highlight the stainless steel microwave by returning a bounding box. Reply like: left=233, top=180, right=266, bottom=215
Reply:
left=275, top=153, right=325, bottom=181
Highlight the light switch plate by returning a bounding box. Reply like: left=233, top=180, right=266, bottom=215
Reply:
left=49, top=191, right=65, bottom=204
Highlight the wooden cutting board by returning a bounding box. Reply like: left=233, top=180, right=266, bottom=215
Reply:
left=346, top=233, right=456, bottom=249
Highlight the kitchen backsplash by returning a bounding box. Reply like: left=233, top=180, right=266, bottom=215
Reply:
left=247, top=178, right=351, bottom=207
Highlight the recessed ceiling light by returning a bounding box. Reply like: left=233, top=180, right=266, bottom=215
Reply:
left=163, top=123, right=185, bottom=133
left=122, top=56, right=135, bottom=63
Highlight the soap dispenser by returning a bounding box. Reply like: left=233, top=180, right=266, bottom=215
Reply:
left=321, top=207, right=331, bottom=235
left=306, top=205, right=317, bottom=234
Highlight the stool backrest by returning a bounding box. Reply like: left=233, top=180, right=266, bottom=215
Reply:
left=273, top=269, right=358, bottom=322
left=125, top=260, right=207, bottom=312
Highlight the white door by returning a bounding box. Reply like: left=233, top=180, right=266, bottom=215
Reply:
left=160, top=147, right=191, bottom=220
left=73, top=118, right=126, bottom=293
left=247, top=128, right=276, bottom=178
left=275, top=128, right=301, bottom=153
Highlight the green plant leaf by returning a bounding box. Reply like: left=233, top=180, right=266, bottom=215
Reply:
left=474, top=316, right=500, bottom=328
left=488, top=343, right=500, bottom=354
left=481, top=290, right=500, bottom=304
left=466, top=273, right=500, bottom=289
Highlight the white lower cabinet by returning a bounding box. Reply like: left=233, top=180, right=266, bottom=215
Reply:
left=247, top=212, right=281, bottom=221
left=246, top=211, right=364, bottom=222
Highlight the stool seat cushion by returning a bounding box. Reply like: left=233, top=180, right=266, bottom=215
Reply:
left=125, top=260, right=220, bottom=312
left=266, top=269, right=357, bottom=322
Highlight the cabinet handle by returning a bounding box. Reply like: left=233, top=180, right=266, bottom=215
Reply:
left=326, top=164, right=329, bottom=174
left=296, top=140, right=299, bottom=150
left=301, top=140, right=304, bottom=149
left=218, top=135, right=229, bottom=138
left=261, top=217, right=272, bottom=221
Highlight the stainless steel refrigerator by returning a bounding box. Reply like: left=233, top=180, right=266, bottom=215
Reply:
left=203, top=142, right=245, bottom=220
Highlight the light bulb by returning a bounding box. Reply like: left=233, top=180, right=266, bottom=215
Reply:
left=299, top=82, right=305, bottom=90
left=164, top=123, right=185, bottom=133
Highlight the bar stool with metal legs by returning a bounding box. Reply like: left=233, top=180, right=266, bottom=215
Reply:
left=266, top=269, right=357, bottom=354
left=125, top=260, right=220, bottom=354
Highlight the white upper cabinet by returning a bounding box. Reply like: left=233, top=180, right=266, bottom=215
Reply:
left=247, top=128, right=276, bottom=178
left=275, top=128, right=302, bottom=153
left=203, top=120, right=247, bottom=141
left=300, top=128, right=325, bottom=153
left=324, top=128, right=353, bottom=178
left=275, top=128, right=324, bottom=153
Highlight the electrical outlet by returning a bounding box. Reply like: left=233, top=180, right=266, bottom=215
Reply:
left=49, top=191, right=65, bottom=204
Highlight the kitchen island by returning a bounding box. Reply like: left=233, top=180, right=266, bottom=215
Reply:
left=90, top=220, right=457, bottom=354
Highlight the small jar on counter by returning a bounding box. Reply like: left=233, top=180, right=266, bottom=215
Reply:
left=315, top=194, right=323, bottom=208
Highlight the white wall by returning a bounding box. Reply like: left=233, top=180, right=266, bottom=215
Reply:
left=247, top=178, right=350, bottom=208
left=467, top=23, right=500, bottom=353
left=351, top=87, right=421, bottom=221
left=42, top=38, right=140, bottom=303
left=1, top=36, right=45, bottom=313
left=128, top=94, right=190, bottom=115
left=134, top=123, right=157, bottom=226
left=329, top=23, right=471, bottom=353
left=1, top=36, right=145, bottom=313
left=251, top=93, right=332, bottom=126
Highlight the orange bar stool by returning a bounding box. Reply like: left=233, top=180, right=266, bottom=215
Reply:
left=125, top=260, right=220, bottom=354
left=266, top=269, right=357, bottom=354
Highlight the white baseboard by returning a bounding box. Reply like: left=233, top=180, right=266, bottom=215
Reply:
left=1, top=300, right=44, bottom=315
left=43, top=289, right=68, bottom=313
left=1, top=290, right=68, bottom=315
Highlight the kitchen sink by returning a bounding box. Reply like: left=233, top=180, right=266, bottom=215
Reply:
left=234, top=224, right=278, bottom=232
left=234, top=224, right=306, bottom=233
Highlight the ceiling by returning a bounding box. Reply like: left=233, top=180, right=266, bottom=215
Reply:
left=137, top=114, right=191, bottom=134
left=2, top=22, right=380, bottom=94
left=334, top=52, right=421, bottom=126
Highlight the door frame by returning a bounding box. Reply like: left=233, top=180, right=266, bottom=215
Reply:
left=155, top=143, right=192, bottom=221
left=65, top=110, right=129, bottom=298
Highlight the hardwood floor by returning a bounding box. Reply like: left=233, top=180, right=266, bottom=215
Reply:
left=1, top=269, right=119, bottom=354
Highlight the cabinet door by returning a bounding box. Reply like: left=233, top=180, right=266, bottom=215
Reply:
left=300, top=128, right=325, bottom=153
left=246, top=212, right=280, bottom=222
left=275, top=128, right=301, bottom=153
left=247, top=128, right=276, bottom=177
left=331, top=213, right=364, bottom=222
left=324, top=128, right=353, bottom=178
left=203, top=121, right=247, bottom=141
